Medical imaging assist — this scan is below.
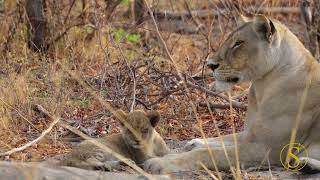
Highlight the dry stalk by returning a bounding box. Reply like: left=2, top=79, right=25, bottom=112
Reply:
left=228, top=91, right=241, bottom=180
left=199, top=162, right=219, bottom=180
left=0, top=113, right=60, bottom=157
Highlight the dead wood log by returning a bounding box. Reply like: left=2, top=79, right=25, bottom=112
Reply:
left=152, top=7, right=300, bottom=21
left=0, top=161, right=169, bottom=180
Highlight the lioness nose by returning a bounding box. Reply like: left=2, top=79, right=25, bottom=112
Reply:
left=207, top=61, right=220, bottom=72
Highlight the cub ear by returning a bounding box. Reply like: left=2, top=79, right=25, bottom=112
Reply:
left=236, top=14, right=251, bottom=26
left=147, top=111, right=161, bottom=127
left=115, top=110, right=128, bottom=126
left=253, top=14, right=276, bottom=43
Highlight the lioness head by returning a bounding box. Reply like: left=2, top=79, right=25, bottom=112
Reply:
left=116, top=110, right=161, bottom=148
left=208, top=15, right=281, bottom=91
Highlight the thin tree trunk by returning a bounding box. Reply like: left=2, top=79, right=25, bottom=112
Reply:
left=134, top=0, right=145, bottom=25
left=0, top=0, right=4, bottom=13
left=26, top=0, right=48, bottom=53
left=312, top=1, right=320, bottom=60
left=300, top=0, right=320, bottom=61
left=105, top=0, right=122, bottom=20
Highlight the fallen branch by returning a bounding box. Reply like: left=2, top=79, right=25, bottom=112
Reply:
left=0, top=110, right=60, bottom=157
left=135, top=87, right=184, bottom=108
left=152, top=7, right=300, bottom=20
left=185, top=81, right=246, bottom=109
left=0, top=161, right=168, bottom=180
left=198, top=102, right=246, bottom=110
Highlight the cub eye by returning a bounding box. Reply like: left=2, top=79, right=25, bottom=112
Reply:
left=232, top=40, right=243, bottom=49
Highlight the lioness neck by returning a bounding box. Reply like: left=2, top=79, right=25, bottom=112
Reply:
left=253, top=25, right=317, bottom=98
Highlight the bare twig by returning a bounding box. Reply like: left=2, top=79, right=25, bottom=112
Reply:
left=108, top=31, right=137, bottom=112
left=137, top=87, right=184, bottom=108
left=183, top=0, right=205, bottom=34
left=0, top=110, right=60, bottom=156
left=199, top=162, right=219, bottom=180
left=47, top=22, right=86, bottom=46
left=64, top=0, right=77, bottom=24
left=105, top=0, right=122, bottom=20
left=185, top=81, right=246, bottom=109
left=0, top=98, right=40, bottom=132
left=198, top=102, right=246, bottom=110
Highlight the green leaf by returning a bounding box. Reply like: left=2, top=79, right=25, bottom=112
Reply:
left=127, top=34, right=141, bottom=43
left=112, top=28, right=126, bottom=44
left=121, top=0, right=129, bottom=6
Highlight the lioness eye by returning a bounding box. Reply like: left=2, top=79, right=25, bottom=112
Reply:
left=233, top=40, right=243, bottom=49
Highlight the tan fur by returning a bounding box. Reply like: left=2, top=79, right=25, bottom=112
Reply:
left=143, top=15, right=320, bottom=174
left=60, top=110, right=169, bottom=171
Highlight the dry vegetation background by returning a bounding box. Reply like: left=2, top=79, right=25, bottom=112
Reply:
left=0, top=0, right=318, bottom=163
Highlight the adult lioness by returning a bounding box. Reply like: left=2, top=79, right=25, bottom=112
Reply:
left=60, top=110, right=169, bottom=171
left=143, top=15, right=320, bottom=174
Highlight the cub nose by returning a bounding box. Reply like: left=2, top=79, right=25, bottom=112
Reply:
left=207, top=61, right=220, bottom=72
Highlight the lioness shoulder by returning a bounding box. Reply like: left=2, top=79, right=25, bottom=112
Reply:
left=60, top=110, right=169, bottom=171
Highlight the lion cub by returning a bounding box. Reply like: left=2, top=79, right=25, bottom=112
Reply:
left=60, top=110, right=169, bottom=171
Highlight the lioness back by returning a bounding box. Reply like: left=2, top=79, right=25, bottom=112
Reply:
left=60, top=110, right=169, bottom=171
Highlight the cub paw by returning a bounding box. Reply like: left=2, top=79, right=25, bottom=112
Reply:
left=183, top=139, right=205, bottom=151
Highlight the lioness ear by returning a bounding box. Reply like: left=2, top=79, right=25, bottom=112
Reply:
left=236, top=14, right=251, bottom=26
left=115, top=110, right=128, bottom=126
left=147, top=111, right=161, bottom=127
left=253, top=15, right=276, bottom=43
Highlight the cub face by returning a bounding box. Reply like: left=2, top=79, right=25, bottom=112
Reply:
left=60, top=109, right=167, bottom=171
left=207, top=15, right=280, bottom=91
left=117, top=110, right=161, bottom=149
